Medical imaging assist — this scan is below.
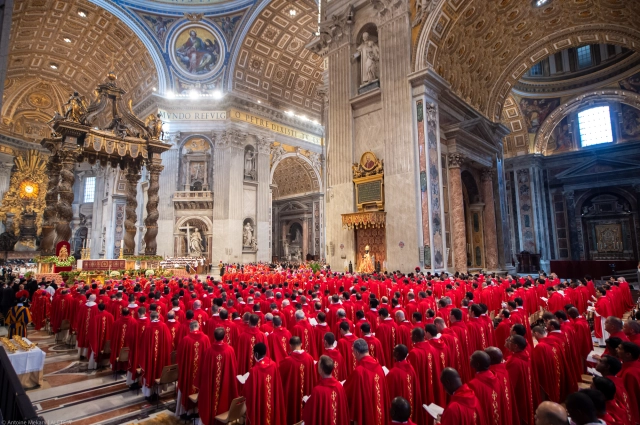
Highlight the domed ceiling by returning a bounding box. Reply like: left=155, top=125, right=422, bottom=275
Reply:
left=416, top=0, right=640, bottom=121
left=0, top=0, right=158, bottom=143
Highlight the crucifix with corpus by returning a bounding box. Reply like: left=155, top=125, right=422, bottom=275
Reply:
left=179, top=222, right=193, bottom=255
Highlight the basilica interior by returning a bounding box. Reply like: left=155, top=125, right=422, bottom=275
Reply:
left=1, top=1, right=640, bottom=424
left=0, top=0, right=640, bottom=278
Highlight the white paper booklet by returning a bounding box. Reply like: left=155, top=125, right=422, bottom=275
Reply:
left=236, top=372, right=250, bottom=384
left=423, top=403, right=444, bottom=419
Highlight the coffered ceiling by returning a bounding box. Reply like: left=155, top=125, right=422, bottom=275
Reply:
left=417, top=0, right=640, bottom=121
left=232, top=0, right=324, bottom=119
left=1, top=0, right=158, bottom=142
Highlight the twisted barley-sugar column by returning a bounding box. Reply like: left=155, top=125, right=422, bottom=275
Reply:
left=41, top=156, right=61, bottom=255
left=124, top=166, right=141, bottom=256
left=144, top=163, right=163, bottom=255
left=53, top=150, right=77, bottom=247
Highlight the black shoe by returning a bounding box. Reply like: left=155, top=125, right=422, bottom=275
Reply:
left=179, top=414, right=189, bottom=420
left=149, top=394, right=159, bottom=402
left=129, top=382, right=141, bottom=390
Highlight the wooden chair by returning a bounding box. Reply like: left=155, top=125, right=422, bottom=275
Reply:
left=214, top=396, right=246, bottom=424
left=114, top=347, right=130, bottom=381
left=153, top=364, right=179, bottom=410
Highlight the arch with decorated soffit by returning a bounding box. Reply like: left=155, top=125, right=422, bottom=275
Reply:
left=270, top=152, right=322, bottom=198
left=533, top=89, right=640, bottom=155
left=413, top=0, right=640, bottom=121
left=226, top=0, right=325, bottom=120
left=173, top=216, right=213, bottom=258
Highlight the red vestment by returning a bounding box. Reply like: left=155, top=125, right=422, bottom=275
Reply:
left=594, top=296, right=612, bottom=339
left=337, top=333, right=358, bottom=376
left=292, top=319, right=317, bottom=358
left=110, top=315, right=138, bottom=371
left=344, top=355, right=390, bottom=425
left=408, top=341, right=438, bottom=425
left=386, top=359, right=422, bottom=423
left=505, top=351, right=537, bottom=425
left=363, top=334, right=387, bottom=366
left=138, top=320, right=172, bottom=388
left=608, top=375, right=633, bottom=425
left=532, top=338, right=561, bottom=403
left=236, top=326, right=268, bottom=375
left=468, top=370, right=514, bottom=425
left=449, top=322, right=473, bottom=382
left=166, top=320, right=180, bottom=352
left=31, top=290, right=50, bottom=330
left=195, top=341, right=239, bottom=425
left=322, top=347, right=347, bottom=381
left=75, top=302, right=99, bottom=349
left=467, top=318, right=489, bottom=352
left=440, top=384, right=486, bottom=425
left=619, top=360, right=640, bottom=425
left=266, top=326, right=292, bottom=364
left=494, top=318, right=512, bottom=357
left=244, top=356, right=287, bottom=425
left=376, top=318, right=398, bottom=368
left=177, top=330, right=211, bottom=410
left=51, top=293, right=73, bottom=333
left=302, top=377, right=349, bottom=425
left=88, top=310, right=114, bottom=362
left=490, top=363, right=519, bottom=425
left=572, top=316, right=593, bottom=360
left=278, top=350, right=317, bottom=424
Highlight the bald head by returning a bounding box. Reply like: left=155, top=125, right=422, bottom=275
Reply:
left=470, top=350, right=491, bottom=372
left=535, top=401, right=568, bottom=425
left=484, top=347, right=503, bottom=365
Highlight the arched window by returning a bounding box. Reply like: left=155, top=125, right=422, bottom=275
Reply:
left=578, top=106, right=613, bottom=147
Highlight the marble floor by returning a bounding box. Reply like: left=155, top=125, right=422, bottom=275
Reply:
left=19, top=330, right=181, bottom=425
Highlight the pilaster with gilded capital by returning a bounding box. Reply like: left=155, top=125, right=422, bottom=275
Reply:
left=448, top=153, right=465, bottom=169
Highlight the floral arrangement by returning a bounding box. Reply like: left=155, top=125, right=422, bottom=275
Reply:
left=145, top=269, right=155, bottom=276
left=34, top=255, right=76, bottom=267
left=109, top=270, right=121, bottom=278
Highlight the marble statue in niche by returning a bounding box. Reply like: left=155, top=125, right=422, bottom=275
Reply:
left=189, top=227, right=204, bottom=256
left=354, top=32, right=380, bottom=86
left=243, top=221, right=255, bottom=248
left=244, top=148, right=256, bottom=180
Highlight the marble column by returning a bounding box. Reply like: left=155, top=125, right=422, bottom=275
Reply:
left=54, top=145, right=79, bottom=246
left=41, top=157, right=60, bottom=254
left=144, top=161, right=163, bottom=255
left=564, top=190, right=581, bottom=261
left=256, top=137, right=271, bottom=262
left=448, top=153, right=467, bottom=273
left=123, top=165, right=141, bottom=256
left=481, top=168, right=499, bottom=270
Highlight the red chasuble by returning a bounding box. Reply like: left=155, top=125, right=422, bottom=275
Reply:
left=110, top=315, right=138, bottom=371
left=408, top=341, right=438, bottom=425
left=244, top=356, right=286, bottom=425
left=166, top=320, right=180, bottom=352
left=489, top=363, right=518, bottom=425
left=236, top=326, right=268, bottom=375
left=531, top=338, right=561, bottom=403
left=31, top=290, right=51, bottom=330
left=449, top=322, right=474, bottom=382
left=386, top=359, right=422, bottom=423
left=440, top=384, right=487, bottom=425
left=494, top=318, right=512, bottom=357
left=88, top=310, right=114, bottom=362
left=292, top=319, right=318, bottom=358
left=376, top=318, right=398, bottom=368
left=505, top=351, right=537, bottom=425
left=302, top=376, right=349, bottom=425
left=467, top=318, right=489, bottom=352
left=344, top=355, right=390, bottom=425
left=51, top=293, right=73, bottom=333
left=441, top=330, right=471, bottom=383
left=323, top=347, right=347, bottom=381
left=266, top=326, right=291, bottom=364
left=195, top=341, right=239, bottom=425
left=278, top=350, right=318, bottom=424
left=468, top=370, right=513, bottom=425
left=608, top=375, right=633, bottom=425
left=363, top=334, right=387, bottom=367
left=75, top=302, right=99, bottom=349
left=618, top=360, right=640, bottom=425
left=572, top=316, right=593, bottom=360
left=138, top=320, right=172, bottom=388
left=337, top=333, right=358, bottom=376
left=177, top=330, right=211, bottom=410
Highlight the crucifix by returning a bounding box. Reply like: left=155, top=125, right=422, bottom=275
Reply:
left=178, top=223, right=193, bottom=255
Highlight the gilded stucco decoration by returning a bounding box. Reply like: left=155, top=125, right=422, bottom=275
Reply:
left=0, top=0, right=158, bottom=142
left=0, top=150, right=48, bottom=236
left=415, top=0, right=640, bottom=120
left=501, top=94, right=529, bottom=157
left=272, top=156, right=320, bottom=200
left=232, top=0, right=325, bottom=118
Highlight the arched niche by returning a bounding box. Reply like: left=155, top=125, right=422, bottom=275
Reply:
left=242, top=217, right=257, bottom=251
left=174, top=216, right=211, bottom=258
left=353, top=23, right=379, bottom=92
left=178, top=136, right=213, bottom=191
left=244, top=144, right=256, bottom=181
